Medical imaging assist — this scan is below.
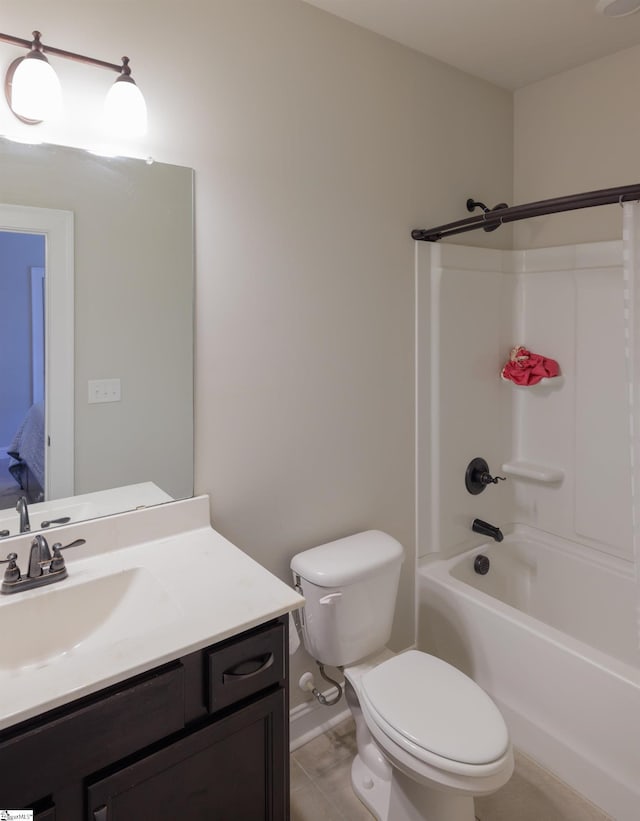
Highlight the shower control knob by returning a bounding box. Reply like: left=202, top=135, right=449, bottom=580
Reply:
left=465, top=457, right=506, bottom=495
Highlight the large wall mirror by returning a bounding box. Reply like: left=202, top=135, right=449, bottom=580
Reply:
left=0, top=138, right=194, bottom=537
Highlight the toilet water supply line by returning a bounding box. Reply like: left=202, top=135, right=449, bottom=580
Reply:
left=299, top=664, right=344, bottom=706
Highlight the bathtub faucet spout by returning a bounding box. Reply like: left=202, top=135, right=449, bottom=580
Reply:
left=472, top=518, right=504, bottom=542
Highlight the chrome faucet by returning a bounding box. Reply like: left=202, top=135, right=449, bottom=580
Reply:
left=16, top=497, right=30, bottom=533
left=28, top=534, right=51, bottom=578
left=471, top=518, right=504, bottom=542
left=1, top=535, right=86, bottom=594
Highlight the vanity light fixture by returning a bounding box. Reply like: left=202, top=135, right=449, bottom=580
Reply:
left=1, top=30, right=147, bottom=137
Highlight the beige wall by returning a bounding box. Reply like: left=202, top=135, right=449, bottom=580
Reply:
left=514, top=44, right=640, bottom=249
left=1, top=0, right=513, bottom=706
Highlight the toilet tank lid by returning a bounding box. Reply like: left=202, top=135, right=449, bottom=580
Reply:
left=290, top=530, right=404, bottom=587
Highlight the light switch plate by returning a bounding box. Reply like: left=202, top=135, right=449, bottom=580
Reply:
left=88, top=378, right=121, bottom=404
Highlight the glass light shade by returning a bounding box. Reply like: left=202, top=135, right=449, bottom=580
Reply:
left=104, top=76, right=147, bottom=137
left=10, top=54, right=62, bottom=121
left=596, top=0, right=640, bottom=16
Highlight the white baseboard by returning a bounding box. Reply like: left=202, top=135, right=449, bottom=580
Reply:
left=289, top=686, right=351, bottom=752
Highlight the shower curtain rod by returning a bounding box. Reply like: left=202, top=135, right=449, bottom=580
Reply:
left=411, top=183, right=640, bottom=242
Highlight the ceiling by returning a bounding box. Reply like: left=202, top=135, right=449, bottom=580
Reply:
left=302, top=0, right=640, bottom=89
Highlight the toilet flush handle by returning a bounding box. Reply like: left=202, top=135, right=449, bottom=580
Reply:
left=319, top=592, right=343, bottom=605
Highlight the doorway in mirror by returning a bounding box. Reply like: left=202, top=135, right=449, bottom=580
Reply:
left=0, top=232, right=45, bottom=506
left=0, top=205, right=75, bottom=509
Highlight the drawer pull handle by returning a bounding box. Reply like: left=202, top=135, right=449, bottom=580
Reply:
left=93, top=806, right=108, bottom=821
left=222, top=652, right=274, bottom=683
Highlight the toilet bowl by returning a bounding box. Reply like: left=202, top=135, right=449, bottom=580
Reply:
left=344, top=650, right=513, bottom=820
left=291, top=530, right=513, bottom=821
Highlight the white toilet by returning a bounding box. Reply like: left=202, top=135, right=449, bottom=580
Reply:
left=291, top=530, right=513, bottom=821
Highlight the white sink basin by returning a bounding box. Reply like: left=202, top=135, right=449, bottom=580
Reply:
left=0, top=567, right=179, bottom=670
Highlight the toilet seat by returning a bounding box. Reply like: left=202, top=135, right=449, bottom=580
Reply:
left=358, top=690, right=513, bottom=798
left=360, top=650, right=510, bottom=768
left=344, top=649, right=513, bottom=791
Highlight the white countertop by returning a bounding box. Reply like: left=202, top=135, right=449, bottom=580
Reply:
left=0, top=496, right=303, bottom=731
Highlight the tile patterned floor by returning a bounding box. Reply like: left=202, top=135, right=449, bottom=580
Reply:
left=291, top=719, right=613, bottom=821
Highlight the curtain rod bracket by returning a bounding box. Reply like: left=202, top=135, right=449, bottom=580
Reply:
left=466, top=197, right=509, bottom=232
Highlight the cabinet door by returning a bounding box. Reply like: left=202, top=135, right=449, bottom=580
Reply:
left=87, top=689, right=287, bottom=821
left=0, top=663, right=184, bottom=808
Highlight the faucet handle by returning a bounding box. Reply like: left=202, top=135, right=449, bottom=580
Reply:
left=485, top=473, right=506, bottom=485
left=50, top=545, right=65, bottom=573
left=0, top=553, right=21, bottom=583
left=50, top=539, right=86, bottom=573
left=51, top=538, right=86, bottom=552
left=41, top=517, right=72, bottom=528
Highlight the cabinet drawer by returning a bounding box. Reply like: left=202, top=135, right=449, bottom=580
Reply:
left=207, top=623, right=284, bottom=712
left=0, top=664, right=184, bottom=807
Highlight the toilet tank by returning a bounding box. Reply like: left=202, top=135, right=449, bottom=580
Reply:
left=290, top=530, right=404, bottom=668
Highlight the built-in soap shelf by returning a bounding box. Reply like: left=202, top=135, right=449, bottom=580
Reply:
left=500, top=375, right=564, bottom=389
left=501, top=461, right=564, bottom=484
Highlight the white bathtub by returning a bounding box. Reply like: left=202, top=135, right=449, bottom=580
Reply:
left=418, top=526, right=640, bottom=821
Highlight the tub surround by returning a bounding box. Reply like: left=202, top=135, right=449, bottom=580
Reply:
left=0, top=494, right=303, bottom=731
left=417, top=238, right=632, bottom=563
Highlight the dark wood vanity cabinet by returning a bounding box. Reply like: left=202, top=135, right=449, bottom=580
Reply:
left=0, top=616, right=289, bottom=821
